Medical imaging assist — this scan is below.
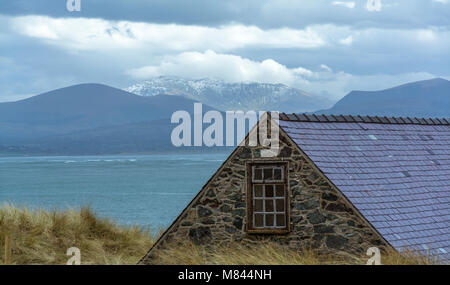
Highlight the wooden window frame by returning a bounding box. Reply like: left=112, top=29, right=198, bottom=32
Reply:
left=246, top=161, right=290, bottom=234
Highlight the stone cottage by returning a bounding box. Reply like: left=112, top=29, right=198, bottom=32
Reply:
left=140, top=113, right=450, bottom=264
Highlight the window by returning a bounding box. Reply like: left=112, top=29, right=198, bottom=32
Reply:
left=246, top=163, right=289, bottom=233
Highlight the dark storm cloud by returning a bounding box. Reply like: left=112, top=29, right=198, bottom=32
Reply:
left=0, top=0, right=449, bottom=29
left=0, top=0, right=243, bottom=25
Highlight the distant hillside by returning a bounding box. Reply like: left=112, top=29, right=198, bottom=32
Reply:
left=15, top=119, right=234, bottom=155
left=0, top=83, right=214, bottom=142
left=317, top=78, right=450, bottom=117
left=0, top=84, right=224, bottom=155
left=126, top=76, right=333, bottom=113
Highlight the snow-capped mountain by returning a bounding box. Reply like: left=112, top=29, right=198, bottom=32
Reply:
left=125, top=76, right=333, bottom=112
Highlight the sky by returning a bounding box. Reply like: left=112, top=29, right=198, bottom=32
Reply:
left=0, top=0, right=449, bottom=102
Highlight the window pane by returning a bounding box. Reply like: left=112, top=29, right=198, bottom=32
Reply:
left=254, top=214, right=264, bottom=227
left=263, top=168, right=273, bottom=180
left=265, top=200, right=274, bottom=212
left=275, top=199, right=285, bottom=212
left=249, top=163, right=288, bottom=231
left=266, top=214, right=274, bottom=227
left=254, top=185, right=263, bottom=197
left=254, top=199, right=263, bottom=212
left=275, top=185, right=284, bottom=197
left=265, top=185, right=274, bottom=197
left=254, top=168, right=263, bottom=181
left=276, top=214, right=285, bottom=227
left=274, top=168, right=282, bottom=180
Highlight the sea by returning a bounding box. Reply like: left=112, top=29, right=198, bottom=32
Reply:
left=0, top=152, right=230, bottom=231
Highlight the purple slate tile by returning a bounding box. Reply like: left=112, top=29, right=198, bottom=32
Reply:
left=280, top=120, right=450, bottom=261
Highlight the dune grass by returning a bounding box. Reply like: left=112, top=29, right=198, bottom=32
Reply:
left=0, top=205, right=155, bottom=265
left=0, top=205, right=442, bottom=265
left=152, top=242, right=351, bottom=265
left=152, top=242, right=441, bottom=265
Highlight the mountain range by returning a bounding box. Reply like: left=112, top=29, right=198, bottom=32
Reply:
left=0, top=84, right=221, bottom=154
left=125, top=76, right=333, bottom=113
left=0, top=84, right=212, bottom=141
left=317, top=78, right=450, bottom=117
left=0, top=77, right=449, bottom=155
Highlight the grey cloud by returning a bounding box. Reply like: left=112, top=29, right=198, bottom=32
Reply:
left=0, top=0, right=449, bottom=29
left=0, top=1, right=449, bottom=102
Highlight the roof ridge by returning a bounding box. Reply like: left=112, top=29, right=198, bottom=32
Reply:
left=279, top=113, right=450, bottom=125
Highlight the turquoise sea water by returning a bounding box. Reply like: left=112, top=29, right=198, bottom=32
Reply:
left=0, top=153, right=229, bottom=230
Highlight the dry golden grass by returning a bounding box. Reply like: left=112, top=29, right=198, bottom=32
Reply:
left=152, top=242, right=356, bottom=265
left=378, top=248, right=443, bottom=265
left=0, top=204, right=155, bottom=265
left=153, top=242, right=443, bottom=265
left=0, top=205, right=443, bottom=265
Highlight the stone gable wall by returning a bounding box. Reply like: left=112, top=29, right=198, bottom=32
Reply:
left=141, top=130, right=389, bottom=264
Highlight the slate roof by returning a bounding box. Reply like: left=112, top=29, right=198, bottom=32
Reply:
left=279, top=113, right=450, bottom=262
